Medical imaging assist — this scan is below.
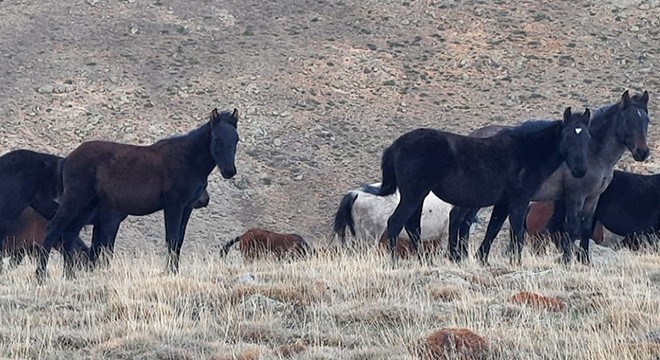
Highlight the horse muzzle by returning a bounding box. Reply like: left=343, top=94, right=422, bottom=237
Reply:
left=220, top=167, right=237, bottom=179
left=632, top=147, right=650, bottom=161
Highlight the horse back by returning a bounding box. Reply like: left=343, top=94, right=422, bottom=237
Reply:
left=392, top=129, right=515, bottom=206
left=65, top=141, right=188, bottom=215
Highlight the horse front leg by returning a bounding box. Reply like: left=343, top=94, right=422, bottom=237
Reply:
left=475, top=204, right=509, bottom=266
left=385, top=193, right=425, bottom=266
left=174, top=205, right=194, bottom=264
left=164, top=206, right=185, bottom=274
left=576, top=196, right=599, bottom=265
left=560, top=196, right=586, bottom=264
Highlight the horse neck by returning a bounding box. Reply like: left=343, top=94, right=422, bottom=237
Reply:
left=588, top=108, right=627, bottom=168
left=516, top=123, right=564, bottom=177
left=173, top=122, right=217, bottom=177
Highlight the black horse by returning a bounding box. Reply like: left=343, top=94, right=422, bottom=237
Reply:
left=0, top=149, right=63, bottom=267
left=457, top=90, right=650, bottom=264
left=543, top=170, right=660, bottom=251
left=361, top=107, right=591, bottom=264
left=36, top=108, right=239, bottom=282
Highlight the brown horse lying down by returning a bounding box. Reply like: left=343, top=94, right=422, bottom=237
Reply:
left=525, top=201, right=604, bottom=254
left=2, top=207, right=90, bottom=269
left=377, top=231, right=444, bottom=259
left=221, top=229, right=313, bottom=261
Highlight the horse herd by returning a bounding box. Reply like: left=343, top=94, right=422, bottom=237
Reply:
left=0, top=89, right=654, bottom=284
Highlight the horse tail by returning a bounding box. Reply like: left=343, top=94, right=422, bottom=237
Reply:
left=331, top=192, right=358, bottom=243
left=221, top=236, right=241, bottom=257
left=360, top=146, right=397, bottom=196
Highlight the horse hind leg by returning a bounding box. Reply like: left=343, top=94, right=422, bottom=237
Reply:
left=385, top=192, right=427, bottom=265
left=448, top=206, right=476, bottom=263
left=403, top=204, right=425, bottom=265
left=90, top=208, right=126, bottom=271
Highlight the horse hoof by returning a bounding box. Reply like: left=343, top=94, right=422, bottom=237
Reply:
left=575, top=251, right=591, bottom=265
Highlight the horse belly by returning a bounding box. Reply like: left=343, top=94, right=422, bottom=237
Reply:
left=100, top=181, right=163, bottom=216
left=434, top=177, right=506, bottom=208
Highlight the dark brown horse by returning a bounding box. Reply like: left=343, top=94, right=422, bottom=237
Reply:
left=2, top=207, right=90, bottom=269
left=221, top=229, right=313, bottom=262
left=36, top=108, right=239, bottom=282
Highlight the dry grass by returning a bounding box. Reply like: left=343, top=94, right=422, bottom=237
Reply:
left=0, top=244, right=659, bottom=359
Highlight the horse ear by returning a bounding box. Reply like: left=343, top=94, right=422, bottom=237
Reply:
left=620, top=90, right=631, bottom=108
left=232, top=108, right=239, bottom=122
left=641, top=90, right=649, bottom=105
left=582, top=108, right=591, bottom=126
left=563, top=106, right=572, bottom=122
left=210, top=108, right=219, bottom=124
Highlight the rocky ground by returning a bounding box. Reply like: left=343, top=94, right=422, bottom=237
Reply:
left=0, top=0, right=659, bottom=255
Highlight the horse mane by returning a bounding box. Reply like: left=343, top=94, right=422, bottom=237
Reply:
left=154, top=110, right=236, bottom=145
left=588, top=103, right=619, bottom=136
left=503, top=119, right=559, bottom=138
left=589, top=93, right=646, bottom=137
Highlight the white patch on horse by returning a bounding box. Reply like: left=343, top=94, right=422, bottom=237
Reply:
left=338, top=183, right=468, bottom=245
left=637, top=109, right=643, bottom=118
left=575, top=127, right=583, bottom=135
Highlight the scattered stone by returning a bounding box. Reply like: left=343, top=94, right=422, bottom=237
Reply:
left=273, top=138, right=282, bottom=146
left=232, top=176, right=250, bottom=190
left=416, top=328, right=488, bottom=360
left=508, top=291, right=566, bottom=312
left=37, top=85, right=54, bottom=94
left=639, top=328, right=660, bottom=343
left=238, top=273, right=256, bottom=284
left=430, top=270, right=471, bottom=288
left=367, top=43, right=378, bottom=50
left=237, top=294, right=289, bottom=317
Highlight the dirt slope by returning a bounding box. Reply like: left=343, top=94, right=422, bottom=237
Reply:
left=0, top=0, right=658, bottom=255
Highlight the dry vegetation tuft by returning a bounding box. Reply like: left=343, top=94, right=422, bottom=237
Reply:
left=0, top=244, right=658, bottom=359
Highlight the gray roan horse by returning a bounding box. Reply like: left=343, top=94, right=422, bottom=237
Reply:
left=361, top=108, right=591, bottom=264
left=456, top=90, right=650, bottom=265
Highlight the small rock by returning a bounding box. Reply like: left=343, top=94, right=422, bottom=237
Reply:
left=367, top=43, right=378, bottom=51
left=497, top=269, right=556, bottom=282
left=630, top=25, right=640, bottom=32
left=401, top=19, right=410, bottom=25
left=238, top=294, right=289, bottom=317
left=430, top=271, right=471, bottom=288
left=232, top=176, right=250, bottom=190
left=279, top=111, right=290, bottom=117
left=37, top=85, right=54, bottom=94
left=639, top=329, right=660, bottom=343
left=293, top=174, right=304, bottom=181
left=416, top=328, right=488, bottom=360
left=273, top=138, right=282, bottom=146
left=238, top=273, right=256, bottom=284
